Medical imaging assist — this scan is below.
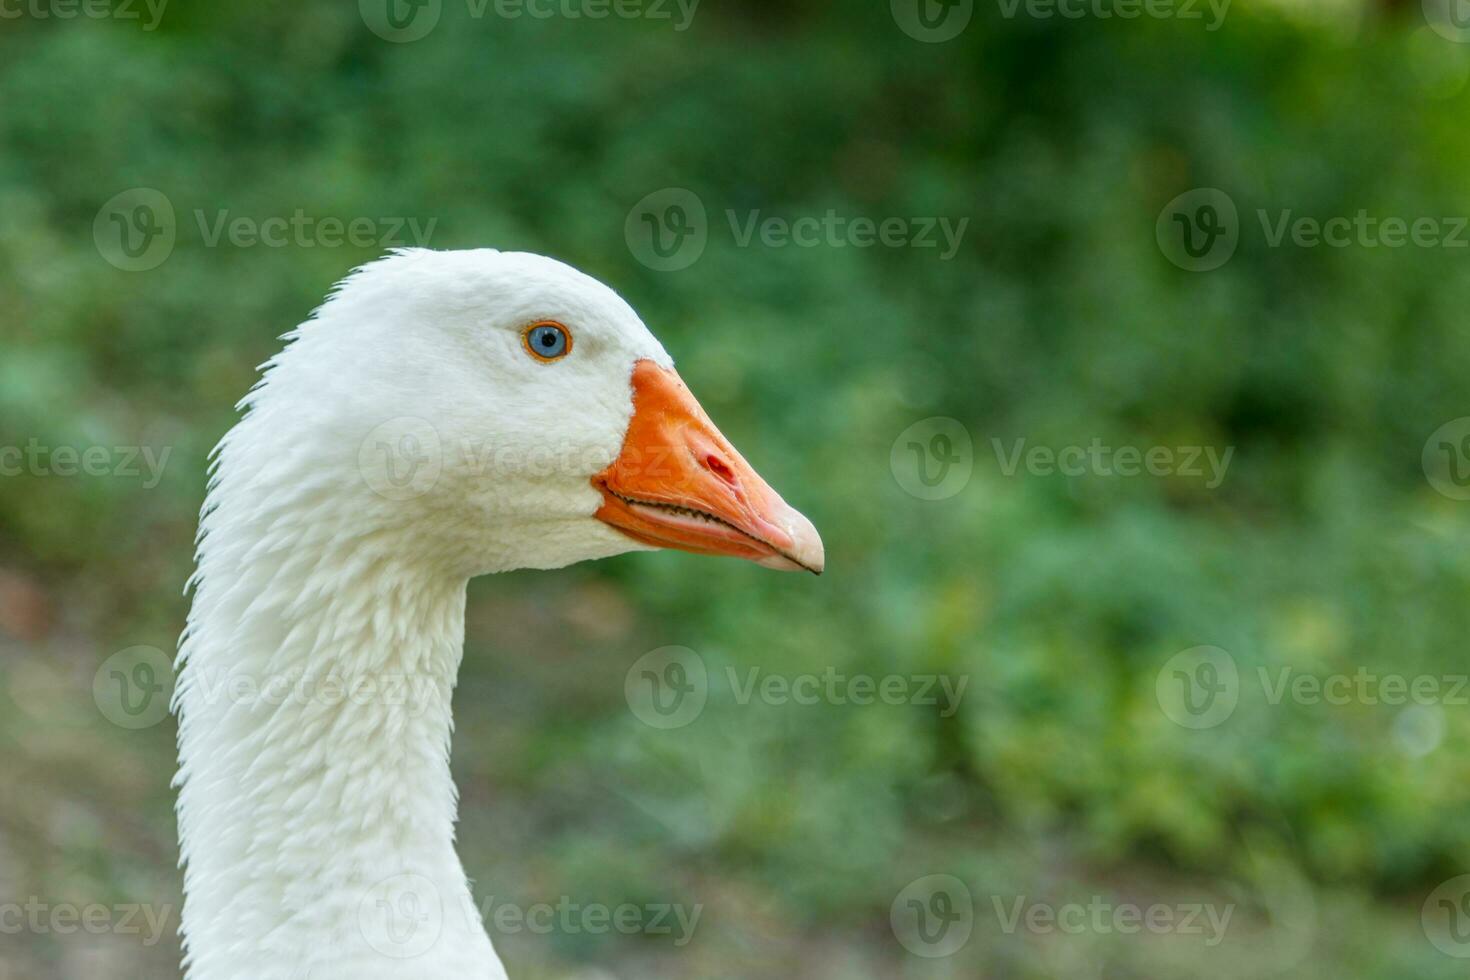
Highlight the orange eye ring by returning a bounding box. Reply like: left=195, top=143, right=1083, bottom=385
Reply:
left=522, top=321, right=573, bottom=362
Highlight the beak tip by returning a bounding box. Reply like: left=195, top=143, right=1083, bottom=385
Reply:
left=777, top=509, right=824, bottom=576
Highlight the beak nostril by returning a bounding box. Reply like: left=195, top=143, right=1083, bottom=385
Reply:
left=704, top=454, right=736, bottom=485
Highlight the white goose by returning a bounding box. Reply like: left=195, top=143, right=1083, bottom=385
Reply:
left=173, top=249, right=823, bottom=980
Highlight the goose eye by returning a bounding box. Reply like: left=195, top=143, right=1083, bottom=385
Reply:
left=523, top=322, right=571, bottom=361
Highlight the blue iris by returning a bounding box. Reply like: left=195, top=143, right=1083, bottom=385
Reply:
left=527, top=323, right=568, bottom=359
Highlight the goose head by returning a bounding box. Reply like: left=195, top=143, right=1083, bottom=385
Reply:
left=244, top=248, right=823, bottom=578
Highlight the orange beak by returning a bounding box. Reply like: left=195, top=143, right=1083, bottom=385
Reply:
left=593, top=360, right=824, bottom=574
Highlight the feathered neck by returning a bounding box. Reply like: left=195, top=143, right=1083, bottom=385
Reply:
left=174, top=491, right=507, bottom=979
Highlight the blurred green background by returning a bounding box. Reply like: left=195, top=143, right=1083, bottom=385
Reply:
left=4, top=0, right=1470, bottom=976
